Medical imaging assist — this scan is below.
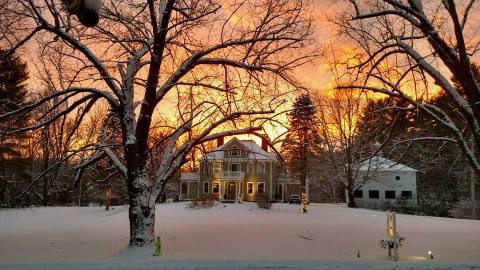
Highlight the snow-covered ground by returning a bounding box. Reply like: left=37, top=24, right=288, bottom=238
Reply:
left=0, top=203, right=479, bottom=270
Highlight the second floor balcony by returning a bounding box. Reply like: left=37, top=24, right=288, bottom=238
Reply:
left=219, top=171, right=245, bottom=180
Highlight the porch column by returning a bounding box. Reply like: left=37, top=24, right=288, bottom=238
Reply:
left=219, top=181, right=224, bottom=200
left=236, top=182, right=241, bottom=202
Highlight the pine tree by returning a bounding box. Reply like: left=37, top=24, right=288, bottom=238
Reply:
left=0, top=50, right=30, bottom=205
left=281, top=93, right=321, bottom=193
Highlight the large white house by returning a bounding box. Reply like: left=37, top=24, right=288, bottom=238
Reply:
left=353, top=156, right=418, bottom=208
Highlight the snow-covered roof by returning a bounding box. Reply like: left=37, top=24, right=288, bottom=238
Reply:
left=201, top=137, right=277, bottom=161
left=358, top=156, right=417, bottom=172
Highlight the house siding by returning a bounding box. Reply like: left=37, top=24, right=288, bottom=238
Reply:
left=355, top=170, right=417, bottom=208
left=181, top=138, right=280, bottom=202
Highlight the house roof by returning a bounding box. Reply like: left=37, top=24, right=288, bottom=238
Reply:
left=358, top=156, right=417, bottom=172
left=201, top=137, right=277, bottom=161
left=180, top=172, right=200, bottom=181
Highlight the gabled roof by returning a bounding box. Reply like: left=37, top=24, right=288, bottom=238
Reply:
left=359, top=156, right=417, bottom=172
left=201, top=137, right=277, bottom=161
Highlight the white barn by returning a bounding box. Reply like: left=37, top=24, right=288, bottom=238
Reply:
left=353, top=156, right=418, bottom=208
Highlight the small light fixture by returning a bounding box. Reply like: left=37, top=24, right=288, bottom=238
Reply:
left=428, top=250, right=434, bottom=260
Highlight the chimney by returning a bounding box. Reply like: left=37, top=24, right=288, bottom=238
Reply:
left=217, top=136, right=224, bottom=147
left=261, top=137, right=268, bottom=152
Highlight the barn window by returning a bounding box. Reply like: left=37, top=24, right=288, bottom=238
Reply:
left=354, top=190, right=363, bottom=198
left=401, top=191, right=412, bottom=199
left=369, top=190, right=379, bottom=199
left=385, top=190, right=396, bottom=199
left=395, top=176, right=401, bottom=181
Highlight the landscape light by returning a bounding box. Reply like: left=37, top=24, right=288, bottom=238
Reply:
left=428, top=251, right=434, bottom=260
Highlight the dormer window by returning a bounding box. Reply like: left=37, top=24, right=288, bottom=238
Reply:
left=230, top=146, right=239, bottom=156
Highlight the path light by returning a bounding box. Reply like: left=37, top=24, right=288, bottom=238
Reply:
left=428, top=250, right=434, bottom=260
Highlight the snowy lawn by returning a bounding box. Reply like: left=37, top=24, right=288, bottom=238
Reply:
left=0, top=202, right=479, bottom=270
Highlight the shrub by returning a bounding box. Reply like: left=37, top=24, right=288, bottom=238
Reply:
left=187, top=195, right=217, bottom=209
left=256, top=196, right=272, bottom=209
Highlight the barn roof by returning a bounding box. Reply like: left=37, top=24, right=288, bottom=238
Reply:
left=359, top=156, right=417, bottom=172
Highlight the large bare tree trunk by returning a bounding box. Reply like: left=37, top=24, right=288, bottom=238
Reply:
left=346, top=187, right=356, bottom=208
left=128, top=171, right=155, bottom=247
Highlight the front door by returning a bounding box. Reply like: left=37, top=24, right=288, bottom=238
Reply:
left=226, top=182, right=237, bottom=200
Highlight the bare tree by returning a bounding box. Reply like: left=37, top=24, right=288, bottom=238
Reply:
left=335, top=1, right=480, bottom=196
left=0, top=0, right=315, bottom=247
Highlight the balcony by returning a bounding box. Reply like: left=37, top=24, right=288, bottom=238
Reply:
left=219, top=171, right=245, bottom=180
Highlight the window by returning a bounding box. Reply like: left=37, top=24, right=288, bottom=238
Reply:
left=229, top=163, right=240, bottom=171
left=212, top=183, right=219, bottom=193
left=395, top=176, right=401, bottom=181
left=354, top=190, right=363, bottom=198
left=385, top=190, right=396, bottom=199
left=247, top=182, right=254, bottom=194
left=181, top=183, right=188, bottom=194
left=230, top=147, right=239, bottom=156
left=203, top=182, right=209, bottom=194
left=247, top=163, right=255, bottom=173
left=257, top=182, right=265, bottom=194
left=401, top=191, right=412, bottom=199
left=369, top=190, right=379, bottom=199
left=258, top=162, right=265, bottom=173
left=213, top=163, right=221, bottom=173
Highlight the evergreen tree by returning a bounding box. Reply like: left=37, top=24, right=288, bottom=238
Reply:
left=0, top=49, right=29, bottom=140
left=0, top=50, right=30, bottom=206
left=281, top=93, right=321, bottom=193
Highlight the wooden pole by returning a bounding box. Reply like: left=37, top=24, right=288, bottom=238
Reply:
left=392, top=212, right=399, bottom=261
left=472, top=169, right=477, bottom=219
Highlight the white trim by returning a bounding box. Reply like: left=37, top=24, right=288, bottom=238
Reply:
left=228, top=163, right=241, bottom=172
left=247, top=162, right=255, bottom=173
left=269, top=162, right=273, bottom=200
left=230, top=146, right=240, bottom=157
left=258, top=162, right=265, bottom=173
left=213, top=162, right=222, bottom=173
left=257, top=182, right=265, bottom=194
left=247, top=182, right=254, bottom=195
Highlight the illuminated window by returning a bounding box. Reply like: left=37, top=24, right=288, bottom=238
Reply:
left=247, top=182, right=254, bottom=194
left=257, top=182, right=265, bottom=194
left=203, top=182, right=209, bottom=194
left=212, top=183, right=219, bottom=193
